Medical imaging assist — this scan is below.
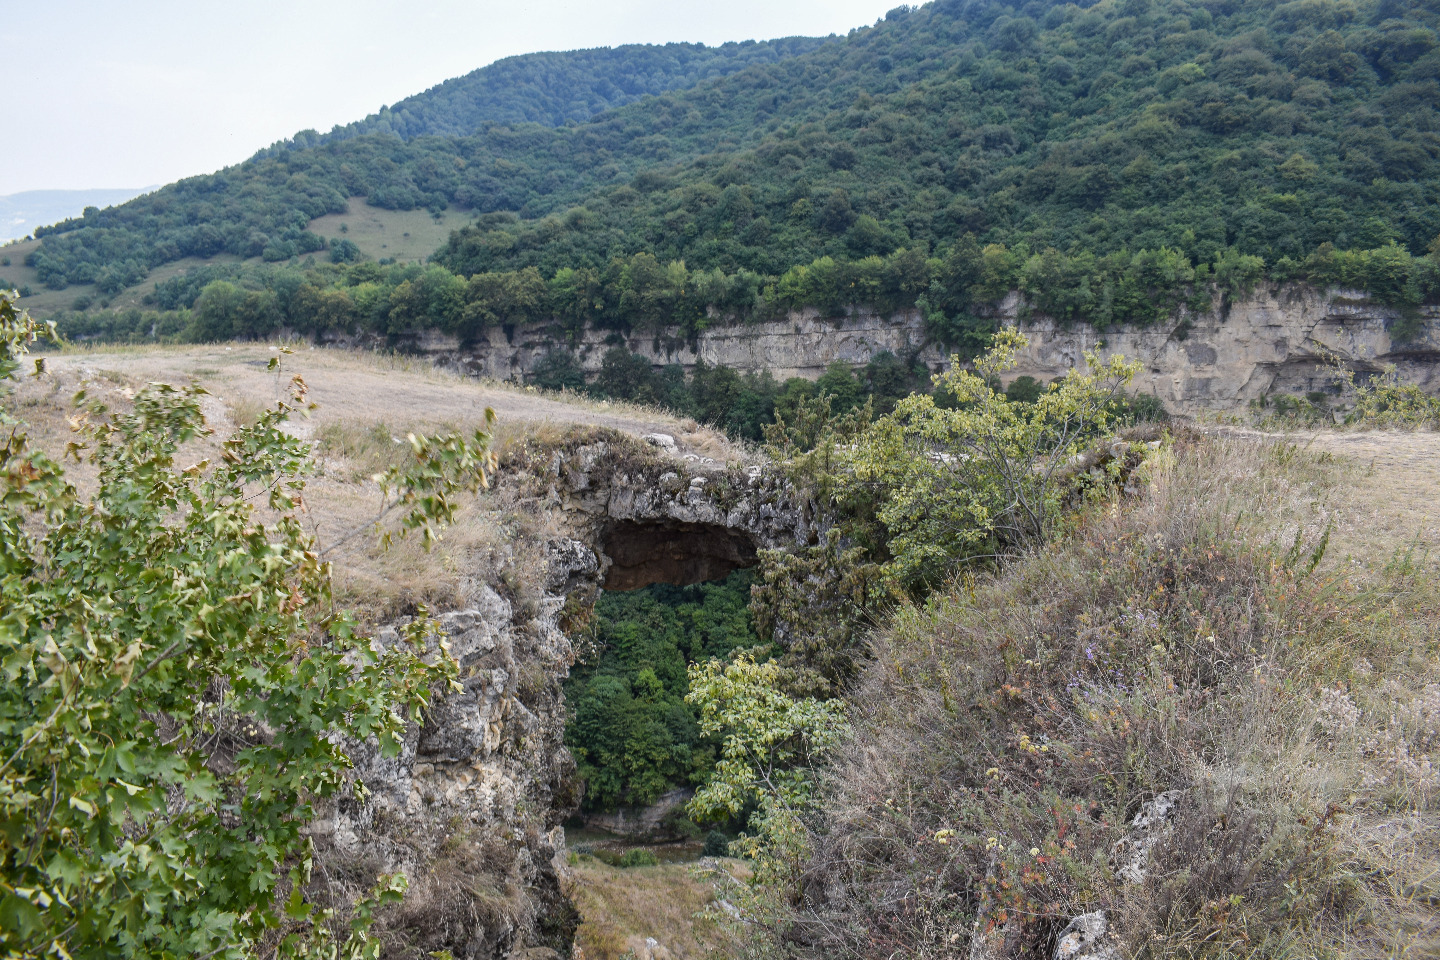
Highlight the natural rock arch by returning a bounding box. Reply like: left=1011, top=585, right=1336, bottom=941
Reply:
left=321, top=428, right=816, bottom=958
left=600, top=519, right=759, bottom=590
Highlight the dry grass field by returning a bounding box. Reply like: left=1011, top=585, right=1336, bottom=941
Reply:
left=1217, top=427, right=1440, bottom=578
left=7, top=342, right=738, bottom=623
left=566, top=857, right=749, bottom=960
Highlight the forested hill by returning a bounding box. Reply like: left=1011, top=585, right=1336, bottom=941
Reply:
left=25, top=0, right=1440, bottom=334
left=269, top=38, right=835, bottom=149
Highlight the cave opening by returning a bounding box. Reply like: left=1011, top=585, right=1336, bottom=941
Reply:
left=563, top=519, right=762, bottom=841
left=599, top=519, right=759, bottom=592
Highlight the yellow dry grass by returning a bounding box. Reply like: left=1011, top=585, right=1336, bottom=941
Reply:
left=7, top=342, right=739, bottom=623
left=566, top=857, right=748, bottom=960
left=1209, top=427, right=1440, bottom=579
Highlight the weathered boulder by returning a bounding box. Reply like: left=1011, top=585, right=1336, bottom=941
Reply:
left=1053, top=911, right=1118, bottom=960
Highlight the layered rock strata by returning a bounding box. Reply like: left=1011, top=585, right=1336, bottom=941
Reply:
left=323, top=285, right=1438, bottom=416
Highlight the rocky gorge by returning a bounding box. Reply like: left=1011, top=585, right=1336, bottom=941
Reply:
left=298, top=285, right=1440, bottom=958
left=312, top=430, right=817, bottom=958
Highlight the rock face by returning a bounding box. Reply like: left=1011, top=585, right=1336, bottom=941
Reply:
left=314, top=430, right=813, bottom=958
left=326, top=285, right=1438, bottom=416
left=320, top=591, right=581, bottom=959
left=1007, top=286, right=1440, bottom=414
left=583, top=787, right=696, bottom=840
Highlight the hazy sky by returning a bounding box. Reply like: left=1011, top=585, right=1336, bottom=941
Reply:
left=3, top=0, right=900, bottom=194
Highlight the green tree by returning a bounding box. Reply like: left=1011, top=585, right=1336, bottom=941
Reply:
left=564, top=571, right=758, bottom=810
left=0, top=291, right=494, bottom=958
left=846, top=329, right=1144, bottom=588
left=186, top=279, right=246, bottom=341
left=685, top=655, right=847, bottom=890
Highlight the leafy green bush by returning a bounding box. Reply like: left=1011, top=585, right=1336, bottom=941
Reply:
left=1328, top=356, right=1440, bottom=428
left=686, top=655, right=848, bottom=891
left=1003, top=375, right=1043, bottom=404
left=845, top=329, right=1146, bottom=589
left=616, top=848, right=660, bottom=869
left=702, top=830, right=731, bottom=858
left=0, top=291, right=494, bottom=958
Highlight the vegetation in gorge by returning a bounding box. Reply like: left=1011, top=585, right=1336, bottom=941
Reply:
left=0, top=291, right=496, bottom=958
left=24, top=0, right=1440, bottom=343
left=683, top=345, right=1440, bottom=956
left=564, top=570, right=760, bottom=811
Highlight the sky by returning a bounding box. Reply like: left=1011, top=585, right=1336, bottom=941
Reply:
left=2, top=0, right=901, bottom=195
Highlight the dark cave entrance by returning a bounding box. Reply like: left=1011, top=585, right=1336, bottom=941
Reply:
left=599, top=519, right=759, bottom=592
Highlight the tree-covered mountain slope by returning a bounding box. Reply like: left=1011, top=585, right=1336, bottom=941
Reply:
left=432, top=0, right=1440, bottom=278
left=281, top=38, right=835, bottom=147
left=24, top=0, right=1440, bottom=333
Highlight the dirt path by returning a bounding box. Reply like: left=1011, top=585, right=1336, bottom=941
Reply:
left=43, top=343, right=738, bottom=457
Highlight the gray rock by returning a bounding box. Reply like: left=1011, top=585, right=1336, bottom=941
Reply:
left=1113, top=790, right=1183, bottom=884
left=1054, top=911, right=1118, bottom=960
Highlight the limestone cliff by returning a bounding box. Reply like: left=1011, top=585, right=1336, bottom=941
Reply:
left=330, top=284, right=1438, bottom=415
left=1007, top=285, right=1440, bottom=413
left=310, top=430, right=813, bottom=959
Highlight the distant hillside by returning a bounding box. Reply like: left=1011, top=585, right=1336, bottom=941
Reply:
left=0, top=188, right=153, bottom=243
left=26, top=0, right=1440, bottom=342
left=274, top=38, right=835, bottom=148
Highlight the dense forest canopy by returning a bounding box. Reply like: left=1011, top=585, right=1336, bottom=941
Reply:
left=22, top=0, right=1440, bottom=339
left=266, top=38, right=836, bottom=148
left=564, top=571, right=759, bottom=811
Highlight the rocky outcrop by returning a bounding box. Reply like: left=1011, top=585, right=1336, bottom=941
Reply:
left=1007, top=286, right=1440, bottom=414
left=583, top=787, right=696, bottom=840
left=500, top=428, right=818, bottom=596
left=318, top=591, right=580, bottom=959
left=325, top=284, right=1438, bottom=417
left=311, top=429, right=813, bottom=958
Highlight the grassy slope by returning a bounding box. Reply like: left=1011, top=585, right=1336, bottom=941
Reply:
left=788, top=431, right=1440, bottom=957
left=307, top=199, right=471, bottom=262
left=3, top=200, right=466, bottom=318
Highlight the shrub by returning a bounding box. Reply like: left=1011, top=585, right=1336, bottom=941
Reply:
left=1004, top=374, right=1043, bottom=404
left=703, top=831, right=731, bottom=858
left=616, top=848, right=660, bottom=868
left=1120, top=390, right=1169, bottom=423
left=845, top=329, right=1145, bottom=588
left=686, top=655, right=848, bottom=892
left=1332, top=359, right=1440, bottom=429
left=0, top=291, right=494, bottom=958
left=529, top=349, right=587, bottom=392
